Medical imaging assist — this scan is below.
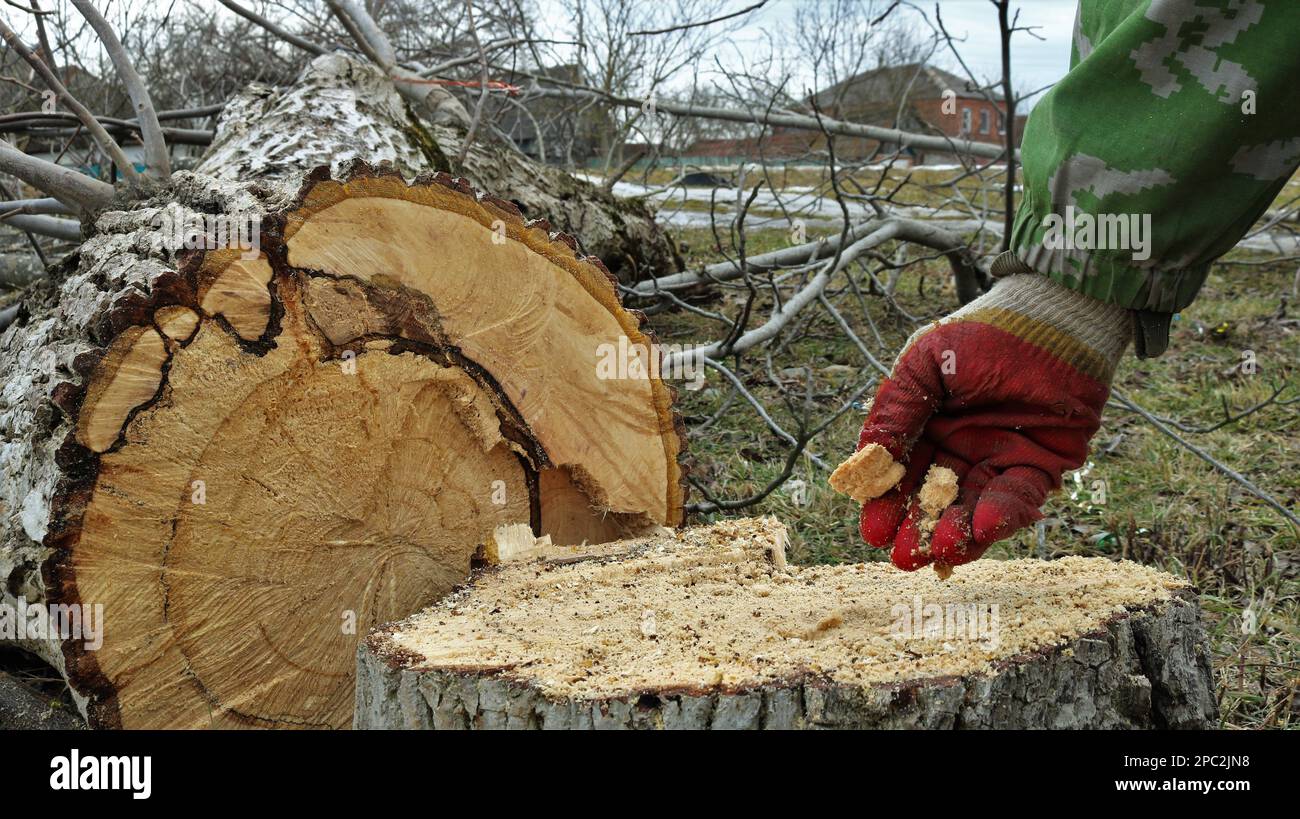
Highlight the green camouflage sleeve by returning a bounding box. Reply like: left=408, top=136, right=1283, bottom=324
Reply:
left=1001, top=0, right=1300, bottom=355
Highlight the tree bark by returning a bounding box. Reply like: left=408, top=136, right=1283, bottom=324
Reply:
left=198, top=54, right=679, bottom=282
left=356, top=519, right=1218, bottom=730
left=433, top=123, right=681, bottom=282
left=0, top=54, right=685, bottom=729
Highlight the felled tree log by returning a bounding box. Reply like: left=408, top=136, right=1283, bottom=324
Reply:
left=0, top=56, right=686, bottom=730
left=357, top=518, right=1217, bottom=730
left=431, top=123, right=681, bottom=283
left=199, top=54, right=679, bottom=282
left=0, top=163, right=684, bottom=729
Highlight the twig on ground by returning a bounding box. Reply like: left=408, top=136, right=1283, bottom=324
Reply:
left=1111, top=389, right=1300, bottom=531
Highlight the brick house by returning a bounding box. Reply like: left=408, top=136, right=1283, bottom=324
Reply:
left=678, top=62, right=1027, bottom=165
left=675, top=130, right=827, bottom=164
left=806, top=62, right=1027, bottom=163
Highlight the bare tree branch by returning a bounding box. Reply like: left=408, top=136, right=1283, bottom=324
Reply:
left=457, top=0, right=491, bottom=163
left=420, top=37, right=535, bottom=77
left=633, top=220, right=879, bottom=295
left=70, top=0, right=171, bottom=178
left=701, top=356, right=825, bottom=469
left=992, top=0, right=1017, bottom=250
left=1111, top=389, right=1300, bottom=531
left=0, top=212, right=80, bottom=241
left=339, top=0, right=399, bottom=63
left=634, top=215, right=982, bottom=298
left=1112, top=382, right=1293, bottom=434
left=214, top=0, right=326, bottom=56
left=325, top=0, right=388, bottom=65
left=665, top=221, right=907, bottom=370
left=1, top=118, right=212, bottom=145
left=0, top=15, right=139, bottom=185
left=0, top=177, right=47, bottom=268
left=630, top=0, right=768, bottom=37
left=526, top=72, right=1012, bottom=160
left=0, top=302, right=19, bottom=334
left=688, top=372, right=874, bottom=513
left=0, top=138, right=115, bottom=210
left=0, top=196, right=74, bottom=215
left=602, top=144, right=647, bottom=192
left=221, top=0, right=472, bottom=128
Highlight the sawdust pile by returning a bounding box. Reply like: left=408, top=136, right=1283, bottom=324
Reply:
left=381, top=518, right=1186, bottom=700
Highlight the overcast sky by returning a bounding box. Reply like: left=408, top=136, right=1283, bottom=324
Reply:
left=721, top=0, right=1078, bottom=104
left=917, top=0, right=1079, bottom=100
left=538, top=0, right=1080, bottom=107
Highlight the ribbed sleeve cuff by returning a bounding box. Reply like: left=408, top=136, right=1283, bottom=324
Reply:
left=946, top=273, right=1132, bottom=381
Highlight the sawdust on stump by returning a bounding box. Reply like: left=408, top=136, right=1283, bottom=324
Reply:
left=373, top=517, right=1190, bottom=701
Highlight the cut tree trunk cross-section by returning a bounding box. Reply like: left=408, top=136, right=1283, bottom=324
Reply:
left=1, top=165, right=685, bottom=729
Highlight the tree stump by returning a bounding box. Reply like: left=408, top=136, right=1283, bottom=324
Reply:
left=356, top=518, right=1217, bottom=730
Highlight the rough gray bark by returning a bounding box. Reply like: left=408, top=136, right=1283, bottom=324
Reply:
left=198, top=54, right=678, bottom=281
left=354, top=591, right=1217, bottom=730
left=196, top=54, right=437, bottom=183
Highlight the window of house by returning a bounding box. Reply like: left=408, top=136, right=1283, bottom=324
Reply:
left=961, top=107, right=972, bottom=134
left=998, top=112, right=1006, bottom=135
left=979, top=109, right=990, bottom=134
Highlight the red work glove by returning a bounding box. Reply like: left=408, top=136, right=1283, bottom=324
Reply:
left=855, top=273, right=1131, bottom=571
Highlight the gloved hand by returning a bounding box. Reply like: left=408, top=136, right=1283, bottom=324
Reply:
left=853, top=273, right=1131, bottom=571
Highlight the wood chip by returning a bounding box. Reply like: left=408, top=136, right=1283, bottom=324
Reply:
left=829, top=443, right=905, bottom=502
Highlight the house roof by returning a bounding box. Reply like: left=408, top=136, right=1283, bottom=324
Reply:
left=809, top=62, right=1002, bottom=113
